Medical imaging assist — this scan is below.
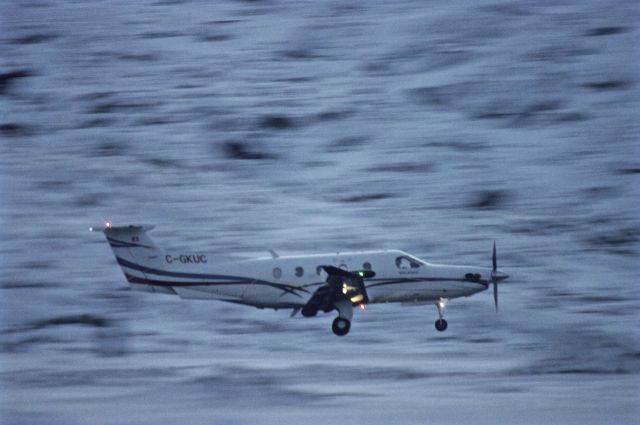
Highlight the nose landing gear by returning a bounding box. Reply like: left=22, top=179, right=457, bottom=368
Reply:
left=435, top=298, right=448, bottom=332
left=435, top=318, right=448, bottom=332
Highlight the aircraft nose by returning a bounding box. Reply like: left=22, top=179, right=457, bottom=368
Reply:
left=495, top=270, right=509, bottom=281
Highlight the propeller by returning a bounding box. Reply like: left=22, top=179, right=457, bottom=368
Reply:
left=491, top=241, right=498, bottom=311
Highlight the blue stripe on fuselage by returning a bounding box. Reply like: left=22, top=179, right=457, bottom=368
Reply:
left=117, top=257, right=309, bottom=297
left=366, top=278, right=489, bottom=288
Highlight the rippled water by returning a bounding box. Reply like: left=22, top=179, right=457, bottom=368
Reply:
left=1, top=1, right=639, bottom=424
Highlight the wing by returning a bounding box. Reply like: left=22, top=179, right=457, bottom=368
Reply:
left=301, top=266, right=374, bottom=317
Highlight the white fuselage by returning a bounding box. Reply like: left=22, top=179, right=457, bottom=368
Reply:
left=125, top=249, right=492, bottom=308
left=98, top=224, right=508, bottom=334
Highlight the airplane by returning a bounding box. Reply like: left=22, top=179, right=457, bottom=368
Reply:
left=91, top=222, right=509, bottom=336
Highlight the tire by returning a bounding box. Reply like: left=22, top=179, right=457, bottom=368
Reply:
left=332, top=317, right=351, bottom=336
left=435, top=319, right=448, bottom=332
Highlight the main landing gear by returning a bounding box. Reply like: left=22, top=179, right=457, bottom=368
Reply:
left=332, top=297, right=353, bottom=336
left=332, top=317, right=351, bottom=336
left=435, top=298, right=448, bottom=332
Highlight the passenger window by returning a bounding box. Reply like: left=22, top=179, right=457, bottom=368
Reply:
left=273, top=267, right=282, bottom=279
left=363, top=262, right=372, bottom=270
left=295, top=266, right=304, bottom=277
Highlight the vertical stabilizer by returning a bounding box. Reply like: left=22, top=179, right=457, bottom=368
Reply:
left=92, top=223, right=172, bottom=293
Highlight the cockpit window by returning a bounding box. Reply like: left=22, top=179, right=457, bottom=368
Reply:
left=395, top=255, right=422, bottom=269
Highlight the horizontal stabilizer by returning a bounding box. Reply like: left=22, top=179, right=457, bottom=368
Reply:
left=90, top=222, right=155, bottom=233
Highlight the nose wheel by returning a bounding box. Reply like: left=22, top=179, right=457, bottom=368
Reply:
left=435, top=298, right=448, bottom=332
left=435, top=318, right=448, bottom=332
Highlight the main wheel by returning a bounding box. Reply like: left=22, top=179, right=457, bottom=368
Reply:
left=332, top=317, right=351, bottom=336
left=435, top=319, right=448, bottom=332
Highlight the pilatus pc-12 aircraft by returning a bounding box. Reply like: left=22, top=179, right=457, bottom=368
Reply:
left=92, top=222, right=509, bottom=336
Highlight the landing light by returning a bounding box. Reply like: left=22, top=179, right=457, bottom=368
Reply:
left=350, top=294, right=364, bottom=303
left=104, top=220, right=112, bottom=229
left=359, top=304, right=366, bottom=310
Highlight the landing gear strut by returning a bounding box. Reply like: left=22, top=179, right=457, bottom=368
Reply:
left=332, top=296, right=353, bottom=336
left=434, top=298, right=448, bottom=332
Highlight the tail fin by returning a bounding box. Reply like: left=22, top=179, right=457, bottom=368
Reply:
left=92, top=222, right=174, bottom=294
